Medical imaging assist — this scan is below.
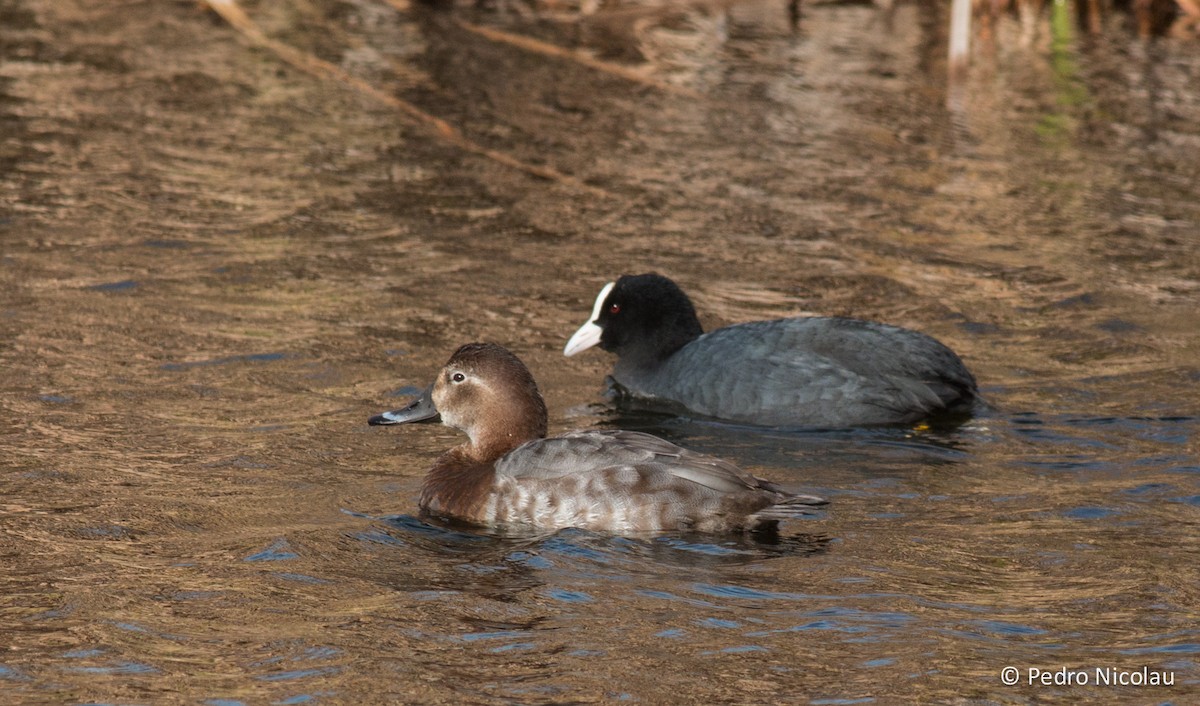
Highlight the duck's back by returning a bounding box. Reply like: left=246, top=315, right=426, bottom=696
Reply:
left=614, top=317, right=978, bottom=428
left=485, top=430, right=822, bottom=532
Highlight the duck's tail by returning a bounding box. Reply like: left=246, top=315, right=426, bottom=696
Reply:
left=751, top=492, right=828, bottom=524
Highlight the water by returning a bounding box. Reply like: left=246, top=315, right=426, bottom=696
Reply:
left=2, top=0, right=1199, bottom=702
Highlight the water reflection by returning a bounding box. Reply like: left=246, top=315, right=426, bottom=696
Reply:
left=575, top=395, right=980, bottom=475
left=361, top=512, right=831, bottom=567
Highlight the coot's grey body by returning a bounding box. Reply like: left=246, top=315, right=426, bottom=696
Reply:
left=565, top=274, right=979, bottom=428
left=614, top=317, right=976, bottom=427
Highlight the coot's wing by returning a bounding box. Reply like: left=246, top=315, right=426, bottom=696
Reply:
left=652, top=318, right=976, bottom=426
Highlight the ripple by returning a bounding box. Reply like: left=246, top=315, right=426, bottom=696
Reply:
left=1062, top=506, right=1121, bottom=520
left=705, top=645, right=767, bottom=654
left=245, top=538, right=299, bottom=562
left=162, top=352, right=289, bottom=371
left=1121, top=643, right=1200, bottom=655
left=968, top=620, right=1049, bottom=636
left=636, top=590, right=716, bottom=608
left=256, top=667, right=342, bottom=682
left=0, top=665, right=31, bottom=682
left=690, top=583, right=803, bottom=601
left=87, top=279, right=138, bottom=292
left=274, top=573, right=331, bottom=584
left=274, top=695, right=334, bottom=705
left=490, top=642, right=536, bottom=653
left=65, top=661, right=158, bottom=675
left=545, top=588, right=593, bottom=603
left=461, top=630, right=533, bottom=642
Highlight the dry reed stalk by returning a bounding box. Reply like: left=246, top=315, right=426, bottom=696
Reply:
left=201, top=0, right=608, bottom=196
left=452, top=19, right=704, bottom=98
left=948, top=0, right=971, bottom=77
left=376, top=0, right=700, bottom=97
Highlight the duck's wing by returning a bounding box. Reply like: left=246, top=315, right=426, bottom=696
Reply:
left=495, top=430, right=778, bottom=495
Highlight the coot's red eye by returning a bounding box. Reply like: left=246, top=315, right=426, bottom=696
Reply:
left=609, top=303, right=621, bottom=315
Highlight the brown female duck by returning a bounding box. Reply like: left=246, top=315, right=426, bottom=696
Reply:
left=369, top=342, right=826, bottom=533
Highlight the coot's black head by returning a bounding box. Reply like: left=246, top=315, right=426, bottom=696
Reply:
left=564, top=273, right=704, bottom=364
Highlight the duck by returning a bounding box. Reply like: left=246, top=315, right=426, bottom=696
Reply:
left=563, top=273, right=979, bottom=428
left=368, top=342, right=827, bottom=533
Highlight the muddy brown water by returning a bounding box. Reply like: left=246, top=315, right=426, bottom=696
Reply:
left=2, top=0, right=1199, bottom=703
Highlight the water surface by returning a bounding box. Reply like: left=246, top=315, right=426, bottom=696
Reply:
left=1, top=0, right=1199, bottom=702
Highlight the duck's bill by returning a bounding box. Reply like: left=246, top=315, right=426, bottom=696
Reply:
left=563, top=281, right=613, bottom=357
left=368, top=385, right=439, bottom=425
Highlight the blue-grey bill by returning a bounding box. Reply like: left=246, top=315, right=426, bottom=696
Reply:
left=369, top=384, right=439, bottom=425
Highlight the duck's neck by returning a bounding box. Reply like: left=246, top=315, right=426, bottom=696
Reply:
left=419, top=421, right=546, bottom=521
left=419, top=447, right=497, bottom=520
left=470, top=415, right=545, bottom=458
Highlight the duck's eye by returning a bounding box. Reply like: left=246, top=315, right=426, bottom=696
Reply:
left=609, top=303, right=621, bottom=315
left=451, top=372, right=466, bottom=383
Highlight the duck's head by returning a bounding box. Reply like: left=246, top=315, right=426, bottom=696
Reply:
left=370, top=343, right=548, bottom=456
left=563, top=273, right=704, bottom=363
